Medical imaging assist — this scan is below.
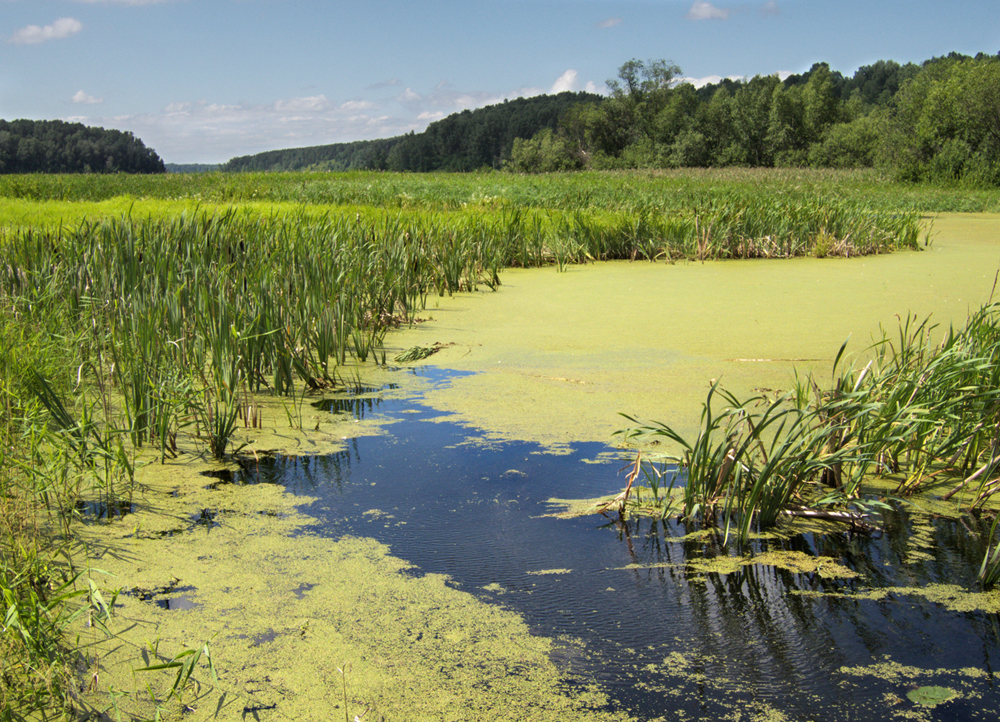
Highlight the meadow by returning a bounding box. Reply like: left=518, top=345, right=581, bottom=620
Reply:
left=0, top=168, right=996, bottom=719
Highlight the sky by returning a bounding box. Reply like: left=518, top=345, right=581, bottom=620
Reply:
left=2, top=1, right=999, bottom=165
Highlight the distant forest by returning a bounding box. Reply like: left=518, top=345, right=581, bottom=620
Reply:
left=166, top=163, right=219, bottom=173
left=0, top=119, right=165, bottom=174
left=222, top=91, right=600, bottom=173
left=223, top=51, right=1000, bottom=185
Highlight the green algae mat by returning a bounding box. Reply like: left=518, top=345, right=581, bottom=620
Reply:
left=72, top=213, right=1000, bottom=721
left=386, top=213, right=1000, bottom=451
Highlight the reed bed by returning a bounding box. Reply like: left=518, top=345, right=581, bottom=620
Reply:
left=618, top=301, right=1000, bottom=585
left=0, top=194, right=920, bottom=523
left=0, top=169, right=998, bottom=214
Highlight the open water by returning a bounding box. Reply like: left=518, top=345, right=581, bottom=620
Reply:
left=198, top=368, right=1000, bottom=721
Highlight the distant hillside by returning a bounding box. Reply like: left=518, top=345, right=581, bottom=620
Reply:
left=0, top=119, right=164, bottom=174
left=221, top=91, right=602, bottom=173
left=166, top=163, right=220, bottom=173
left=223, top=136, right=403, bottom=173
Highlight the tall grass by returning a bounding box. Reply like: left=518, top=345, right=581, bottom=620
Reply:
left=618, top=301, right=1000, bottom=579
left=0, top=201, right=922, bottom=460
left=0, top=169, right=997, bottom=214
left=0, top=310, right=122, bottom=718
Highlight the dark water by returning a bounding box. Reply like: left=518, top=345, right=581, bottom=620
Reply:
left=206, top=368, right=1000, bottom=721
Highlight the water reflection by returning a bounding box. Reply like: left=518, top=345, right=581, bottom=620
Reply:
left=200, top=443, right=361, bottom=492
left=218, top=381, right=1000, bottom=720
left=310, top=383, right=398, bottom=420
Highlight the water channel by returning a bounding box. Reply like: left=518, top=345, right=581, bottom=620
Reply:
left=199, top=366, right=1000, bottom=721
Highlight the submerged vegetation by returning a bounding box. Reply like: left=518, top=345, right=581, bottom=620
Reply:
left=0, top=168, right=988, bottom=718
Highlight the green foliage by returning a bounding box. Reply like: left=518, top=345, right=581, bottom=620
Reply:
left=495, top=52, right=1000, bottom=184
left=0, top=119, right=164, bottom=174
left=620, top=302, right=1000, bottom=547
left=880, top=56, right=1000, bottom=185
left=506, top=129, right=583, bottom=172
left=808, top=113, right=883, bottom=168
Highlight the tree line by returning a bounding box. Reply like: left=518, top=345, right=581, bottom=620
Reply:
left=509, top=52, right=1000, bottom=185
left=224, top=50, right=1000, bottom=186
left=222, top=92, right=601, bottom=173
left=0, top=119, right=165, bottom=174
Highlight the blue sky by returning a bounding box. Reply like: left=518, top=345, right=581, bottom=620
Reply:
left=2, top=1, right=998, bottom=164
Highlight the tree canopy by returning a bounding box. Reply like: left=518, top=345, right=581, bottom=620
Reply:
left=222, top=50, right=1000, bottom=186
left=506, top=52, right=1000, bottom=185
left=0, top=119, right=165, bottom=174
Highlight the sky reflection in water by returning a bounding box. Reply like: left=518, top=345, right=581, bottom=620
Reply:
left=208, top=372, right=1000, bottom=721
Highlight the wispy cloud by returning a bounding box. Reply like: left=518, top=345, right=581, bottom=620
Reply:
left=9, top=17, right=83, bottom=45
left=273, top=95, right=330, bottom=112
left=72, top=90, right=103, bottom=104
left=760, top=1, right=779, bottom=15
left=597, top=17, right=622, bottom=29
left=395, top=82, right=508, bottom=113
left=685, top=1, right=728, bottom=20
left=340, top=100, right=375, bottom=112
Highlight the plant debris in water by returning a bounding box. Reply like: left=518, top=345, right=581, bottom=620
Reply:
left=906, top=686, right=959, bottom=708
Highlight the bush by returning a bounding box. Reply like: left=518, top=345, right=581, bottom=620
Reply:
left=505, top=129, right=583, bottom=173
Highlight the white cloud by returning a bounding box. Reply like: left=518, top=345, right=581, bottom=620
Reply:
left=9, top=17, right=83, bottom=45
left=597, top=17, right=622, bottom=29
left=761, top=1, right=779, bottom=15
left=550, top=70, right=578, bottom=94
left=70, top=75, right=605, bottom=163
left=548, top=70, right=605, bottom=96
left=72, top=90, right=103, bottom=104
left=685, top=2, right=728, bottom=20
left=273, top=95, right=329, bottom=112
left=340, top=100, right=374, bottom=111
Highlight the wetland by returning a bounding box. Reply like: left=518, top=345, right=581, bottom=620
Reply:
left=2, top=170, right=1000, bottom=721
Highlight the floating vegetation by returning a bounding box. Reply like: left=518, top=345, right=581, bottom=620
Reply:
left=793, top=583, right=1000, bottom=613
left=906, top=686, right=959, bottom=708
left=395, top=342, right=454, bottom=363
left=613, top=299, right=1000, bottom=584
